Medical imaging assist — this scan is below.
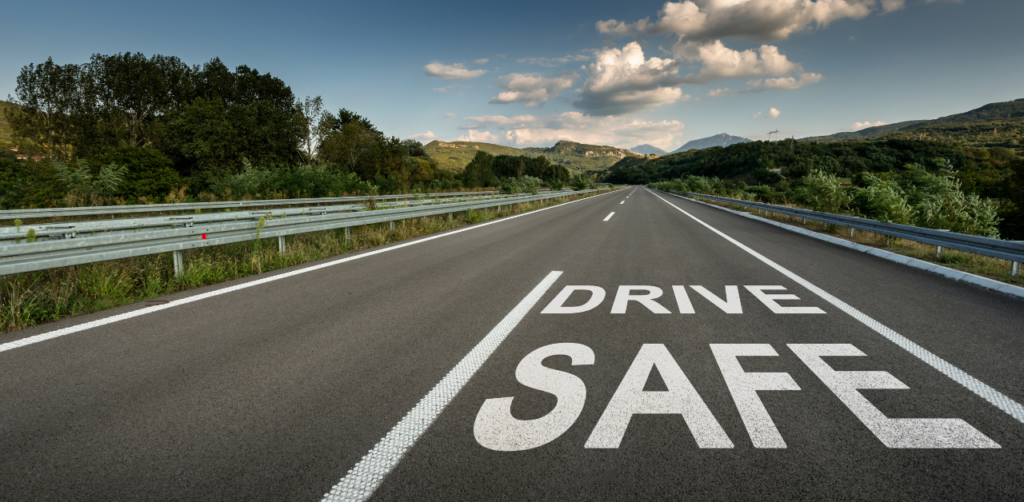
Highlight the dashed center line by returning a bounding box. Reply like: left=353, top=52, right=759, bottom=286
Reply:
left=604, top=212, right=615, bottom=221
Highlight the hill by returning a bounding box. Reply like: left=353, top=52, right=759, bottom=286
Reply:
left=630, top=144, right=667, bottom=155
left=804, top=98, right=1024, bottom=142
left=0, top=100, right=17, bottom=146
left=671, top=133, right=750, bottom=153
left=424, top=140, right=643, bottom=172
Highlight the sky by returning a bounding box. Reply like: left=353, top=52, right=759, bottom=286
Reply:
left=2, top=0, right=1022, bottom=151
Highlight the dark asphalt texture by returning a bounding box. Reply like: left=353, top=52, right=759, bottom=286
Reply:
left=1, top=187, right=1023, bottom=501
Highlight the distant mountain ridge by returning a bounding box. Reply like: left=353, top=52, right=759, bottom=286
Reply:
left=629, top=144, right=667, bottom=155
left=423, top=140, right=643, bottom=171
left=671, top=133, right=751, bottom=153
left=803, top=98, right=1024, bottom=142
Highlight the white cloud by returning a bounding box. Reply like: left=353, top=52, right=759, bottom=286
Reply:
left=675, top=40, right=801, bottom=84
left=604, top=0, right=879, bottom=42
left=424, top=62, right=487, bottom=80
left=453, top=129, right=501, bottom=143
left=517, top=54, right=591, bottom=66
left=444, top=113, right=455, bottom=118
left=769, top=107, right=781, bottom=118
left=489, top=73, right=576, bottom=108
left=852, top=120, right=886, bottom=130
left=474, top=58, right=490, bottom=64
left=749, top=72, right=823, bottom=90
left=752, top=111, right=763, bottom=118
left=881, top=0, right=905, bottom=12
left=456, top=112, right=685, bottom=150
left=573, top=42, right=689, bottom=115
left=408, top=131, right=437, bottom=141
left=434, top=87, right=448, bottom=93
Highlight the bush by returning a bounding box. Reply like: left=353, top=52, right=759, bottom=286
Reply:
left=89, top=147, right=183, bottom=199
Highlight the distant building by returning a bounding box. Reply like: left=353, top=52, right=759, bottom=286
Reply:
left=31, top=156, right=41, bottom=162
left=15, top=154, right=26, bottom=161
left=8, top=146, right=17, bottom=152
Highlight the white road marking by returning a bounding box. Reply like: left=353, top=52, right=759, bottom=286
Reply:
left=474, top=343, right=593, bottom=451
left=604, top=212, right=615, bottom=221
left=711, top=344, right=800, bottom=448
left=0, top=191, right=617, bottom=354
left=649, top=188, right=1024, bottom=426
left=585, top=343, right=733, bottom=449
left=620, top=201, right=625, bottom=204
left=790, top=344, right=999, bottom=448
left=321, top=271, right=563, bottom=501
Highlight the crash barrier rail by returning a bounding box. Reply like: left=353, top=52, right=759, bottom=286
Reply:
left=0, top=193, right=526, bottom=244
left=665, top=190, right=1023, bottom=277
left=0, top=190, right=514, bottom=221
left=0, top=188, right=613, bottom=277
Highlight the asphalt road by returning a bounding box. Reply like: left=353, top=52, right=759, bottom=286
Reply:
left=2, top=186, right=1023, bottom=501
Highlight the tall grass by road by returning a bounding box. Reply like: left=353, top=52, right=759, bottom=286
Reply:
left=1, top=193, right=600, bottom=334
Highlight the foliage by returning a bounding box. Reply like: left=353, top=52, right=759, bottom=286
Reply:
left=52, top=159, right=128, bottom=200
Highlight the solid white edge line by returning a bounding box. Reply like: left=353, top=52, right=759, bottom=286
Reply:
left=321, top=271, right=563, bottom=502
left=648, top=188, right=1024, bottom=425
left=0, top=191, right=618, bottom=354
left=604, top=212, right=615, bottom=222
left=670, top=191, right=1024, bottom=300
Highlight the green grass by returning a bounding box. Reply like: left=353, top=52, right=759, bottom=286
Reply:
left=0, top=191, right=609, bottom=334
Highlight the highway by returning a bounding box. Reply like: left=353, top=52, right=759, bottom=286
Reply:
left=1, top=186, right=1023, bottom=501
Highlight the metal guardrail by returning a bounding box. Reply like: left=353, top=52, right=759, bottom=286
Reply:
left=0, top=188, right=614, bottom=277
left=664, top=190, right=1024, bottom=275
left=0, top=190, right=510, bottom=221
left=0, top=193, right=523, bottom=243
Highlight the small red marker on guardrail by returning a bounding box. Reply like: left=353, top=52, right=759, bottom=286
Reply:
left=201, top=234, right=207, bottom=239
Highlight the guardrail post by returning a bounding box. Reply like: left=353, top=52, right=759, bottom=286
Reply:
left=390, top=221, right=395, bottom=231
left=172, top=250, right=183, bottom=278
left=278, top=236, right=286, bottom=255
left=1012, top=261, right=1021, bottom=278
left=936, top=245, right=943, bottom=259
left=344, top=227, right=350, bottom=243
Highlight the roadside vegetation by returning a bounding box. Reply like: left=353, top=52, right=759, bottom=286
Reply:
left=0, top=191, right=606, bottom=334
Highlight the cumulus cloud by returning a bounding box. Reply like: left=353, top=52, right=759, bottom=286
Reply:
left=434, top=87, right=448, bottom=93
left=453, top=129, right=501, bottom=143
left=408, top=131, right=437, bottom=141
left=444, top=112, right=455, bottom=117
left=852, top=120, right=886, bottom=130
left=457, top=112, right=685, bottom=149
left=769, top=107, right=781, bottom=118
left=474, top=58, right=490, bottom=64
left=517, top=54, right=591, bottom=66
left=880, top=0, right=905, bottom=12
left=489, top=73, right=577, bottom=108
left=424, top=62, right=487, bottom=80
left=674, top=40, right=802, bottom=84
left=603, top=0, right=878, bottom=43
left=573, top=42, right=690, bottom=115
left=749, top=72, right=823, bottom=90
left=752, top=111, right=763, bottom=118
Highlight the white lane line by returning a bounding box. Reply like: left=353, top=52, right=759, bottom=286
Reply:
left=321, top=271, right=563, bottom=502
left=620, top=201, right=625, bottom=204
left=648, top=188, right=1024, bottom=425
left=0, top=191, right=618, bottom=354
left=604, top=212, right=615, bottom=222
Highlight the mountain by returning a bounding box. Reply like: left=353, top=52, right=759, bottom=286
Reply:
left=803, top=98, right=1024, bottom=142
left=629, top=144, right=667, bottom=155
left=423, top=140, right=643, bottom=172
left=670, top=133, right=751, bottom=153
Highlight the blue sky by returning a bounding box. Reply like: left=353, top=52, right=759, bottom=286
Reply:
left=2, top=0, right=1022, bottom=151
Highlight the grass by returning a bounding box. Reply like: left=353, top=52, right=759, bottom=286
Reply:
left=695, top=196, right=1023, bottom=287
left=0, top=192, right=605, bottom=334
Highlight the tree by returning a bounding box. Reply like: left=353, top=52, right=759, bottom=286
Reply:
left=462, top=151, right=497, bottom=188
left=7, top=58, right=85, bottom=161
left=296, top=95, right=325, bottom=164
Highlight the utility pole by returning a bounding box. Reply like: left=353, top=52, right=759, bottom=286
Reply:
left=767, top=130, right=779, bottom=142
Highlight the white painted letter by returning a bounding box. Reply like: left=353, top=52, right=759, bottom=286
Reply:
left=586, top=344, right=733, bottom=449
left=691, top=286, right=743, bottom=314
left=611, top=286, right=671, bottom=314
left=541, top=286, right=606, bottom=314
left=711, top=344, right=800, bottom=448
left=745, top=286, right=825, bottom=314
left=475, top=343, right=595, bottom=451
left=789, top=344, right=999, bottom=449
left=672, top=286, right=695, bottom=314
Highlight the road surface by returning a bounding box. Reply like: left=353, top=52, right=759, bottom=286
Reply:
left=2, top=187, right=1022, bottom=501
